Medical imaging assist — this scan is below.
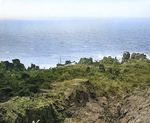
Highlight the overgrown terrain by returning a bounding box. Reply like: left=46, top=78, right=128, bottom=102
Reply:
left=0, top=52, right=150, bottom=123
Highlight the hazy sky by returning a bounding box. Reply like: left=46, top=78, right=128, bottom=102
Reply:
left=0, top=0, right=150, bottom=19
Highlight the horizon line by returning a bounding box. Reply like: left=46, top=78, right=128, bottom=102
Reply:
left=1, top=17, right=150, bottom=21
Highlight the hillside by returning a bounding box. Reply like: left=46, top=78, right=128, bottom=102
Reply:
left=0, top=52, right=150, bottom=123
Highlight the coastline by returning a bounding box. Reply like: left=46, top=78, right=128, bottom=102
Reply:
left=1, top=52, right=150, bottom=69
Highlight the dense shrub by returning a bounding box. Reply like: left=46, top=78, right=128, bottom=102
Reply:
left=40, top=82, right=51, bottom=89
left=78, top=57, right=93, bottom=65
left=100, top=56, right=119, bottom=65
left=99, top=64, right=105, bottom=72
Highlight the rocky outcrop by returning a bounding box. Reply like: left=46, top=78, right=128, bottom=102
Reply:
left=122, top=52, right=147, bottom=63
left=122, top=51, right=130, bottom=63
left=131, top=53, right=147, bottom=60
left=119, top=88, right=150, bottom=123
left=63, top=86, right=150, bottom=123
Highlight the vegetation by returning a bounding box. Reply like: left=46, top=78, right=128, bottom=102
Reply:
left=0, top=52, right=150, bottom=123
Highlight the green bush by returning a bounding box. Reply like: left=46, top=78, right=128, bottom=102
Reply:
left=59, top=72, right=73, bottom=81
left=40, top=82, right=51, bottom=89
left=78, top=57, right=93, bottom=65
left=20, top=72, right=30, bottom=79
left=99, top=64, right=105, bottom=72
left=100, top=56, right=119, bottom=65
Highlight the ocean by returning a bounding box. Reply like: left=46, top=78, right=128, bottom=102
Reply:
left=0, top=18, right=150, bottom=68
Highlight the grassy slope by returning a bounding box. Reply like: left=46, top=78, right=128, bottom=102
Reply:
left=0, top=57, right=150, bottom=122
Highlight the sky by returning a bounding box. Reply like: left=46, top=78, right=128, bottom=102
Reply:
left=0, top=0, right=150, bottom=19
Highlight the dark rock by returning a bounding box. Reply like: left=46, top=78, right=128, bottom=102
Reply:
left=131, top=52, right=147, bottom=60
left=131, top=52, right=137, bottom=59
left=122, top=51, right=130, bottom=63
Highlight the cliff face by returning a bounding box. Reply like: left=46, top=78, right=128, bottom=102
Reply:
left=119, top=88, right=150, bottom=123
left=0, top=79, right=150, bottom=123
left=64, top=88, right=150, bottom=123
left=64, top=85, right=150, bottom=123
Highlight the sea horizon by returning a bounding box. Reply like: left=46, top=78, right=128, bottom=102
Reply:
left=0, top=17, right=150, bottom=69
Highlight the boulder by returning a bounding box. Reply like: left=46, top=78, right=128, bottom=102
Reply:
left=131, top=53, right=147, bottom=60
left=122, top=51, right=130, bottom=63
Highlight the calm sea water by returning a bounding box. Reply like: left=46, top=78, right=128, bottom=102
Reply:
left=0, top=18, right=150, bottom=68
